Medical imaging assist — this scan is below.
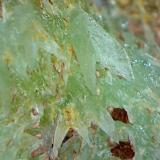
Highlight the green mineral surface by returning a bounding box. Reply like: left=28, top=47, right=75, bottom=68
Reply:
left=0, top=0, right=160, bottom=160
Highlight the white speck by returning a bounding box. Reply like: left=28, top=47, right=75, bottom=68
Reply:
left=96, top=88, right=100, bottom=96
left=124, top=43, right=129, bottom=48
left=121, top=21, right=128, bottom=29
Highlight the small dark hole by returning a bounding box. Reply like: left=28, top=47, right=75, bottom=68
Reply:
left=61, top=128, right=77, bottom=146
left=31, top=108, right=39, bottom=116
left=48, top=0, right=53, bottom=5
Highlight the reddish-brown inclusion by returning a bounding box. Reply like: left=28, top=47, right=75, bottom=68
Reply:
left=31, top=145, right=47, bottom=158
left=111, top=108, right=129, bottom=123
left=111, top=141, right=135, bottom=159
